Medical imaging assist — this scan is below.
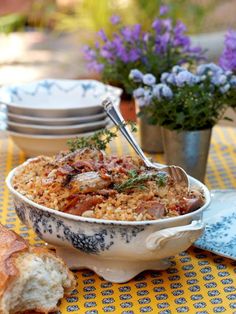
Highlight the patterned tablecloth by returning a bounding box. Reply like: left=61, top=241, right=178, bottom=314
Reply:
left=0, top=126, right=236, bottom=314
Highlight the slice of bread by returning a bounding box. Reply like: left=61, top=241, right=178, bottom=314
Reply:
left=0, top=223, right=76, bottom=314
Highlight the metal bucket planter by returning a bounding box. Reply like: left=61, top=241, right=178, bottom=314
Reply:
left=139, top=117, right=164, bottom=153
left=161, top=128, right=212, bottom=182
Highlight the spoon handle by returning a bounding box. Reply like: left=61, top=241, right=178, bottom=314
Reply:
left=102, top=98, right=152, bottom=167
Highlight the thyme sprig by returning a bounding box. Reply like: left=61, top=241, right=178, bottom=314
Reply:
left=67, top=121, right=137, bottom=151
left=114, top=170, right=168, bottom=192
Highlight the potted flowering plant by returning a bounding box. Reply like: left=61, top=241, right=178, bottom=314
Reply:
left=219, top=30, right=236, bottom=107
left=131, top=63, right=236, bottom=181
left=219, top=29, right=236, bottom=73
left=84, top=6, right=204, bottom=121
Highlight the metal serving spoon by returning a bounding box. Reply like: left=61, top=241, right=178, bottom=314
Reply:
left=102, top=97, right=189, bottom=189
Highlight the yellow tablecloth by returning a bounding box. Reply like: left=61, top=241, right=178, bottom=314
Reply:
left=0, top=126, right=236, bottom=314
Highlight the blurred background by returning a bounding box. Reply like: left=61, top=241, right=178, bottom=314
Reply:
left=1, top=0, right=236, bottom=86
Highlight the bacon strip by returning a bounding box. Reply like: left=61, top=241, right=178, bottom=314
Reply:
left=64, top=196, right=103, bottom=216
left=135, top=201, right=165, bottom=219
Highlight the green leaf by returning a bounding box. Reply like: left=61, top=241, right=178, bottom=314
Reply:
left=114, top=172, right=168, bottom=192
left=67, top=121, right=137, bottom=151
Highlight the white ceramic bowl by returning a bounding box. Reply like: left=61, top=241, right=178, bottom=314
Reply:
left=7, top=119, right=109, bottom=135
left=6, top=161, right=211, bottom=283
left=7, top=111, right=107, bottom=126
left=8, top=127, right=113, bottom=157
left=0, top=79, right=122, bottom=118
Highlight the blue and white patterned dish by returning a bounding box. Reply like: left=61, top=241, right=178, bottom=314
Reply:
left=7, top=111, right=107, bottom=126
left=7, top=118, right=110, bottom=135
left=6, top=161, right=210, bottom=283
left=0, top=79, right=122, bottom=118
left=194, top=189, right=236, bottom=260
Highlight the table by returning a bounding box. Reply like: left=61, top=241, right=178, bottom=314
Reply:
left=0, top=126, right=236, bottom=314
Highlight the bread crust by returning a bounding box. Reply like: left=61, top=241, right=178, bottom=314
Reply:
left=0, top=223, right=76, bottom=314
left=0, top=224, right=29, bottom=298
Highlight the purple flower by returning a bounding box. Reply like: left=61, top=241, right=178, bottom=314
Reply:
left=172, top=65, right=186, bottom=74
left=226, top=70, right=233, bottom=76
left=225, top=29, right=236, bottom=49
left=197, top=63, right=223, bottom=76
left=166, top=73, right=176, bottom=85
left=118, top=50, right=129, bottom=62
left=143, top=74, right=156, bottom=86
left=211, top=73, right=227, bottom=86
left=159, top=5, right=169, bottom=16
left=133, top=87, right=145, bottom=98
left=186, top=46, right=203, bottom=54
left=129, top=69, right=143, bottom=82
left=157, top=32, right=171, bottom=53
left=110, top=15, right=120, bottom=25
left=160, top=72, right=170, bottom=83
left=100, top=48, right=113, bottom=59
left=173, top=36, right=190, bottom=48
left=121, top=25, right=141, bottom=42
left=129, top=49, right=140, bottom=62
left=106, top=40, right=116, bottom=49
left=152, top=85, right=162, bottom=99
left=89, top=61, right=104, bottom=73
left=121, top=26, right=132, bottom=40
left=143, top=33, right=149, bottom=42
left=153, top=84, right=173, bottom=100
left=143, top=90, right=153, bottom=105
left=152, top=19, right=162, bottom=33
left=161, top=70, right=178, bottom=85
left=219, top=84, right=230, bottom=94
left=136, top=98, right=145, bottom=107
left=97, top=29, right=107, bottom=42
left=83, top=14, right=205, bottom=95
left=175, top=70, right=198, bottom=86
left=219, top=30, right=236, bottom=72
left=162, top=18, right=172, bottom=32
left=162, top=85, right=173, bottom=98
left=174, top=21, right=187, bottom=35
left=172, top=21, right=190, bottom=47
left=132, top=24, right=142, bottom=40
left=133, top=88, right=152, bottom=107
left=112, top=38, right=128, bottom=62
left=112, top=36, right=122, bottom=49
left=83, top=46, right=96, bottom=61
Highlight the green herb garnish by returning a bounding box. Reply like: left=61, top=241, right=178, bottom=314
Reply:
left=114, top=171, right=168, bottom=192
left=67, top=121, right=137, bottom=151
left=156, top=172, right=168, bottom=187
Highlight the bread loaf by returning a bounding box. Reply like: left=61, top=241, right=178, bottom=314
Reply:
left=0, top=223, right=76, bottom=314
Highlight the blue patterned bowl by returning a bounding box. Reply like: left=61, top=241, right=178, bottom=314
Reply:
left=0, top=79, right=122, bottom=118
left=6, top=159, right=211, bottom=283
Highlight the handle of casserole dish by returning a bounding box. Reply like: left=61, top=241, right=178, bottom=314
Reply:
left=146, top=220, right=205, bottom=251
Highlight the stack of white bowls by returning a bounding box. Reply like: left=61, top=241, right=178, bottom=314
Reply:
left=0, top=79, right=122, bottom=157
